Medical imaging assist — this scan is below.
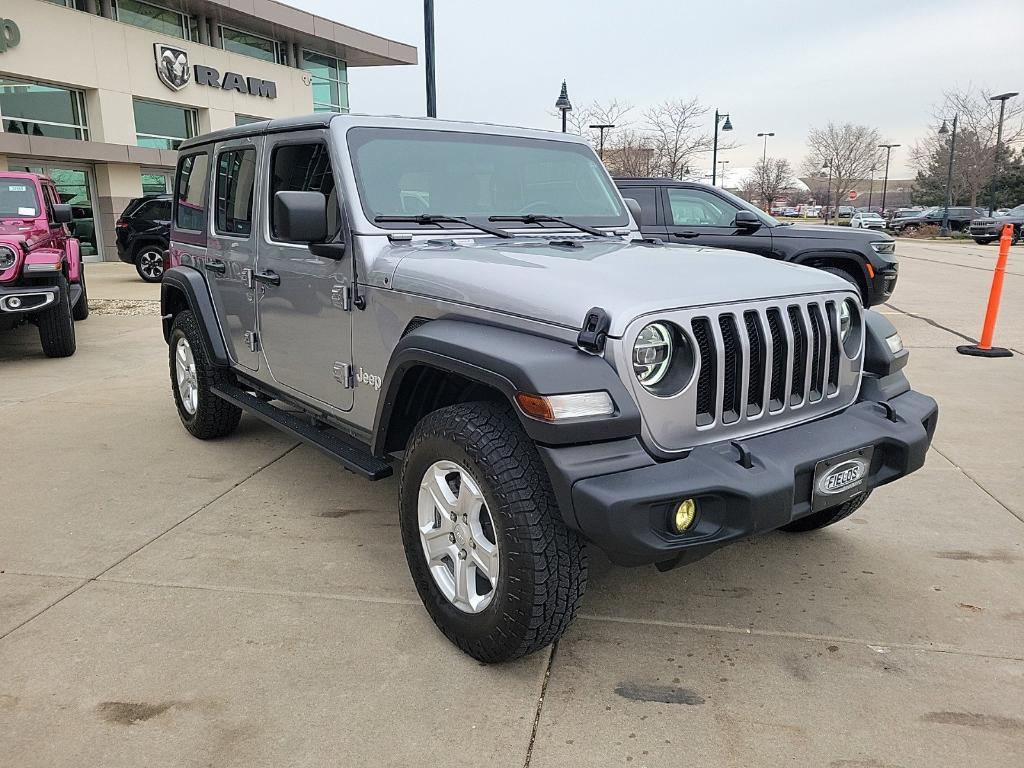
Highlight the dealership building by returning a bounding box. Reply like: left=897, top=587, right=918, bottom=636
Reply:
left=0, top=0, right=416, bottom=260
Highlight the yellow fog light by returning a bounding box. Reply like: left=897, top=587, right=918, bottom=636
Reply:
left=672, top=499, right=697, bottom=533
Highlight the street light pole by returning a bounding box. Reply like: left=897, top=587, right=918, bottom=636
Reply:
left=822, top=160, right=833, bottom=225
left=711, top=110, right=732, bottom=185
left=988, top=92, right=1019, bottom=215
left=757, top=131, right=774, bottom=164
left=867, top=165, right=876, bottom=210
left=423, top=0, right=436, bottom=117
left=877, top=143, right=900, bottom=215
left=555, top=80, right=572, bottom=133
left=939, top=114, right=959, bottom=236
left=719, top=160, right=730, bottom=188
left=589, top=123, right=615, bottom=161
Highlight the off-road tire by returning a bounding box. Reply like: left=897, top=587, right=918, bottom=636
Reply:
left=169, top=310, right=242, bottom=439
left=780, top=491, right=872, bottom=532
left=38, top=274, right=76, bottom=358
left=135, top=245, right=165, bottom=283
left=400, top=401, right=587, bottom=663
left=819, top=265, right=865, bottom=304
left=71, top=265, right=89, bottom=321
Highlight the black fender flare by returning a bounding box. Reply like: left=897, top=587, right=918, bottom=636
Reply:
left=791, top=248, right=871, bottom=277
left=160, top=266, right=229, bottom=366
left=370, top=319, right=642, bottom=454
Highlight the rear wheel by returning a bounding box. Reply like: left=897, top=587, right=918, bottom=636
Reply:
left=38, top=274, right=76, bottom=358
left=400, top=401, right=587, bottom=663
left=780, top=491, right=871, bottom=532
left=169, top=310, right=241, bottom=439
left=135, top=246, right=165, bottom=283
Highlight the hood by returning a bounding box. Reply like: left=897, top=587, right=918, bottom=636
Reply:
left=0, top=221, right=39, bottom=243
left=388, top=236, right=854, bottom=336
left=775, top=223, right=892, bottom=242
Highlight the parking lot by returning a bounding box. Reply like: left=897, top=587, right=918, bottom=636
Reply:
left=1, top=239, right=1022, bottom=767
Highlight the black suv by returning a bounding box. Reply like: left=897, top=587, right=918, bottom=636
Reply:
left=888, top=205, right=983, bottom=235
left=615, top=178, right=898, bottom=306
left=115, top=194, right=171, bottom=282
left=968, top=204, right=1023, bottom=244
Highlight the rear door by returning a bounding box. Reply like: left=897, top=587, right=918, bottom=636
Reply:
left=664, top=185, right=775, bottom=256
left=254, top=131, right=353, bottom=411
left=206, top=137, right=261, bottom=371
left=617, top=183, right=666, bottom=238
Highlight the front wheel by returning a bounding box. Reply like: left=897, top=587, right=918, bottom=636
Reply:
left=780, top=491, right=871, bottom=532
left=818, top=265, right=865, bottom=304
left=400, top=402, right=587, bottom=663
left=973, top=237, right=996, bottom=245
left=136, top=246, right=165, bottom=283
left=168, top=310, right=241, bottom=439
left=38, top=274, right=76, bottom=358
left=71, top=264, right=89, bottom=321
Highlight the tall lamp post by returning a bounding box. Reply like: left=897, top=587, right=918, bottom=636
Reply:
left=423, top=0, right=436, bottom=117
left=867, top=165, right=876, bottom=210
left=821, top=159, right=833, bottom=225
left=757, top=131, right=775, bottom=164
left=877, top=143, right=900, bottom=214
left=938, top=114, right=959, bottom=236
left=988, top=91, right=1019, bottom=215
left=711, top=110, right=732, bottom=185
left=718, top=159, right=730, bottom=188
left=589, top=123, right=615, bottom=160
left=555, top=81, right=572, bottom=133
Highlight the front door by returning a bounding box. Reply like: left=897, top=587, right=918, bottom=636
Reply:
left=255, top=132, right=353, bottom=411
left=206, top=137, right=261, bottom=371
left=664, top=186, right=775, bottom=257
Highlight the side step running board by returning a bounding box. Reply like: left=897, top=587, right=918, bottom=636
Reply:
left=211, top=383, right=393, bottom=480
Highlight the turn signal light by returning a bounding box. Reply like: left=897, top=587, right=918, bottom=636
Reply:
left=672, top=499, right=697, bottom=533
left=514, top=391, right=614, bottom=422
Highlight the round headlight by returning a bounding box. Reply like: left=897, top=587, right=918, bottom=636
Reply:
left=0, top=246, right=16, bottom=271
left=840, top=299, right=854, bottom=342
left=633, top=322, right=673, bottom=387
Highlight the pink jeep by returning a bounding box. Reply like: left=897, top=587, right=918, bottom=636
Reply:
left=0, top=172, right=89, bottom=357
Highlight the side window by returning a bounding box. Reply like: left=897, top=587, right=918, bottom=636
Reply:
left=269, top=142, right=338, bottom=240
left=621, top=186, right=658, bottom=226
left=215, top=148, right=257, bottom=237
left=667, top=188, right=738, bottom=227
left=175, top=153, right=209, bottom=231
left=151, top=199, right=172, bottom=221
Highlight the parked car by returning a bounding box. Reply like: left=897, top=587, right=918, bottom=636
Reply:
left=116, top=194, right=171, bottom=282
left=889, top=206, right=983, bottom=234
left=836, top=205, right=856, bottom=219
left=0, top=172, right=89, bottom=357
left=968, top=204, right=1023, bottom=244
left=161, top=114, right=937, bottom=662
left=614, top=177, right=899, bottom=306
left=781, top=207, right=801, bottom=217
left=850, top=211, right=886, bottom=230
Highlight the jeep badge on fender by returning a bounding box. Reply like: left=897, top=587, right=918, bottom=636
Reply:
left=159, top=114, right=938, bottom=663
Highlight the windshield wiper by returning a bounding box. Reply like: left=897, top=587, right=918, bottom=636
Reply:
left=488, top=214, right=611, bottom=238
left=374, top=214, right=510, bottom=239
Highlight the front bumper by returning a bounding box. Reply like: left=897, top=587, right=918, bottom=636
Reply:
left=867, top=264, right=898, bottom=304
left=0, top=284, right=57, bottom=314
left=540, top=388, right=938, bottom=567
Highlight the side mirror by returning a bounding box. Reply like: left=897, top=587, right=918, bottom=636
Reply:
left=52, top=203, right=73, bottom=224
left=623, top=197, right=643, bottom=227
left=734, top=210, right=761, bottom=229
left=273, top=191, right=327, bottom=243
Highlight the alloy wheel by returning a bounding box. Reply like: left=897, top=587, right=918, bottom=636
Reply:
left=174, top=337, right=199, bottom=415
left=417, top=460, right=499, bottom=614
left=139, top=250, right=164, bottom=280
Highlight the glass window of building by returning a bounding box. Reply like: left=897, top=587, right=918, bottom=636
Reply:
left=141, top=171, right=172, bottom=195
left=235, top=114, right=267, bottom=127
left=0, top=78, right=89, bottom=140
left=220, top=25, right=283, bottom=64
left=44, top=0, right=89, bottom=9
left=112, top=0, right=196, bottom=41
left=301, top=50, right=349, bottom=113
left=133, top=98, right=197, bottom=150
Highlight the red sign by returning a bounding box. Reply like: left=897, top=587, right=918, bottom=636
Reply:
left=848, top=190, right=858, bottom=200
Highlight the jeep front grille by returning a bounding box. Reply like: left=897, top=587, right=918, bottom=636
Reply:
left=621, top=292, right=863, bottom=453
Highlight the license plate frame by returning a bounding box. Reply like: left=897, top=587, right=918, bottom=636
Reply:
left=811, top=446, right=874, bottom=511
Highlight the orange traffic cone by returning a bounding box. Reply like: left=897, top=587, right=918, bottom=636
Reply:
left=957, top=222, right=1014, bottom=358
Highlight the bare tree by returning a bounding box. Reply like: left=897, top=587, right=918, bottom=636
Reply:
left=802, top=122, right=883, bottom=209
left=643, top=97, right=712, bottom=179
left=603, top=128, right=656, bottom=177
left=750, top=157, right=794, bottom=209
left=909, top=86, right=1024, bottom=207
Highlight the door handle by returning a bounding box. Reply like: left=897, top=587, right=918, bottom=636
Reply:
left=205, top=259, right=226, bottom=274
left=673, top=231, right=700, bottom=239
left=252, top=269, right=281, bottom=287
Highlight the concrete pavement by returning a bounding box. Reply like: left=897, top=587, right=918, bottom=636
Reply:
left=2, top=245, right=1022, bottom=767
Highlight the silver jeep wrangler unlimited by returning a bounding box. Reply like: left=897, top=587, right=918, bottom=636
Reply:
left=161, top=114, right=938, bottom=662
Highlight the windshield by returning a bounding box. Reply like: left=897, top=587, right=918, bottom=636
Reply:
left=0, top=178, right=40, bottom=218
left=347, top=127, right=628, bottom=229
left=1000, top=204, right=1024, bottom=217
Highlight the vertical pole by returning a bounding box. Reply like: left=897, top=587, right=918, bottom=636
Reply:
left=941, top=114, right=958, bottom=236
left=880, top=147, right=891, bottom=214
left=824, top=164, right=832, bottom=225
left=424, top=0, right=436, bottom=118
left=712, top=110, right=719, bottom=186
left=989, top=98, right=1008, bottom=216
left=867, top=168, right=874, bottom=210
left=762, top=135, right=768, bottom=164
left=598, top=127, right=605, bottom=160
left=561, top=110, right=567, bottom=133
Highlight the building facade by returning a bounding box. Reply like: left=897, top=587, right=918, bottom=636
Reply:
left=0, top=0, right=415, bottom=260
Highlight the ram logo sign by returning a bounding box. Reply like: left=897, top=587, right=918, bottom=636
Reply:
left=153, top=43, right=277, bottom=99
left=154, top=43, right=191, bottom=91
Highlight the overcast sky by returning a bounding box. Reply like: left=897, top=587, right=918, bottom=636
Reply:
left=295, top=0, right=1024, bottom=178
